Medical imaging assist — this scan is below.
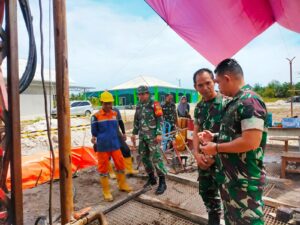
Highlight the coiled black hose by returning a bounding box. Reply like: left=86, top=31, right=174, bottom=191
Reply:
left=17, top=0, right=37, bottom=93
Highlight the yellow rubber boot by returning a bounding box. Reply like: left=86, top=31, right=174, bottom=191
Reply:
left=99, top=176, right=113, bottom=201
left=108, top=162, right=116, bottom=179
left=116, top=173, right=133, bottom=193
left=124, top=157, right=139, bottom=175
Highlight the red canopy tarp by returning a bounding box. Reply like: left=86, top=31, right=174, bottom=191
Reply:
left=145, top=0, right=300, bottom=65
left=6, top=146, right=98, bottom=190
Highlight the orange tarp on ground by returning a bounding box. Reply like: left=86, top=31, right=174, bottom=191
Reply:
left=6, top=146, right=98, bottom=190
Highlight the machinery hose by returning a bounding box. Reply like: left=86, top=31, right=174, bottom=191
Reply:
left=17, top=0, right=37, bottom=93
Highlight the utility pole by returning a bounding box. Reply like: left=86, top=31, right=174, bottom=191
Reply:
left=177, top=78, right=181, bottom=87
left=53, top=0, right=74, bottom=223
left=286, top=57, right=295, bottom=117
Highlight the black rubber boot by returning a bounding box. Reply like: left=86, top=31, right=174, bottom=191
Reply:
left=208, top=212, right=221, bottom=225
left=155, top=175, right=167, bottom=195
left=143, top=172, right=157, bottom=188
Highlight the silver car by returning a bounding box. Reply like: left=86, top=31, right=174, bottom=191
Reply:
left=51, top=100, right=94, bottom=117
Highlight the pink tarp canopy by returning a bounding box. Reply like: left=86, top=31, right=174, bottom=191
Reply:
left=145, top=0, right=300, bottom=65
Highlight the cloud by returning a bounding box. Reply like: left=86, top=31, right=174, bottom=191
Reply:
left=18, top=1, right=300, bottom=91
left=235, top=24, right=300, bottom=85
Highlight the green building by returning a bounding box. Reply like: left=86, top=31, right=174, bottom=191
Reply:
left=86, top=76, right=199, bottom=106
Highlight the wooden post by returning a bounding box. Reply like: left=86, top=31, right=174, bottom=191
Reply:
left=6, top=0, right=23, bottom=224
left=52, top=0, right=74, bottom=223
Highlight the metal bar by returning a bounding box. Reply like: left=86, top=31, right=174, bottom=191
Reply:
left=6, top=0, right=23, bottom=224
left=52, top=0, right=73, bottom=224
left=286, top=57, right=295, bottom=117
left=103, top=186, right=151, bottom=214
left=65, top=212, right=108, bottom=225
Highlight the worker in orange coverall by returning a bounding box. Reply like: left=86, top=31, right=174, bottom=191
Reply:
left=91, top=91, right=132, bottom=201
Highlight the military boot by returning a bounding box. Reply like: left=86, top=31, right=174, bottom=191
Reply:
left=143, top=172, right=157, bottom=188
left=155, top=175, right=167, bottom=195
left=208, top=212, right=221, bottom=225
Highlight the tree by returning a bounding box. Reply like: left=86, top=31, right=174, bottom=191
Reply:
left=253, top=83, right=264, bottom=96
left=295, top=82, right=300, bottom=95
left=90, top=97, right=100, bottom=108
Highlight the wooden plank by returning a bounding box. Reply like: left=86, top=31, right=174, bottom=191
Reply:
left=266, top=176, right=294, bottom=185
left=136, top=194, right=222, bottom=225
left=282, top=152, right=300, bottom=158
left=269, top=137, right=300, bottom=141
left=166, top=173, right=198, bottom=187
left=268, top=128, right=300, bottom=136
left=285, top=169, right=300, bottom=174
left=263, top=196, right=299, bottom=209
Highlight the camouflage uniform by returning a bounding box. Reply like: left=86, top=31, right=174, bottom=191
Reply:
left=132, top=92, right=167, bottom=176
left=216, top=85, right=267, bottom=225
left=162, top=101, right=177, bottom=132
left=194, top=93, right=224, bottom=217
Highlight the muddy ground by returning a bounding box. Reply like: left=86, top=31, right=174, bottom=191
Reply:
left=22, top=143, right=300, bottom=225
left=23, top=168, right=146, bottom=225
left=20, top=102, right=300, bottom=224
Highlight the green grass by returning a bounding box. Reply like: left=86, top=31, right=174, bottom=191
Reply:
left=262, top=97, right=286, bottom=103
left=21, top=117, right=45, bottom=127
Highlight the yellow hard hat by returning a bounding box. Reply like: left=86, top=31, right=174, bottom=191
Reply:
left=100, top=91, right=114, bottom=103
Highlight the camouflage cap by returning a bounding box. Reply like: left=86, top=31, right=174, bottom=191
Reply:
left=137, top=85, right=149, bottom=94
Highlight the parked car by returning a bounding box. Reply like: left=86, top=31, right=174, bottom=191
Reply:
left=51, top=100, right=94, bottom=118
left=286, top=96, right=300, bottom=103
left=124, top=104, right=135, bottom=109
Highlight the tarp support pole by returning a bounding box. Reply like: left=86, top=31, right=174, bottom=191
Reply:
left=53, top=0, right=74, bottom=223
left=6, top=0, right=24, bottom=224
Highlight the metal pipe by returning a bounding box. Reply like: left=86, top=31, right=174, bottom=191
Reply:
left=103, top=186, right=151, bottom=214
left=67, top=187, right=150, bottom=225
left=52, top=0, right=73, bottom=223
left=6, top=0, right=23, bottom=224
left=286, top=57, right=295, bottom=117
left=65, top=212, right=108, bottom=225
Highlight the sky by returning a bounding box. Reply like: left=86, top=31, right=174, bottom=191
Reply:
left=18, top=0, right=300, bottom=91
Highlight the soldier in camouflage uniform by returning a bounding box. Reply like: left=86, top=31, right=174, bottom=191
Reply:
left=162, top=93, right=178, bottom=132
left=193, top=68, right=224, bottom=225
left=131, top=85, right=168, bottom=195
left=161, top=93, right=177, bottom=149
left=200, top=59, right=267, bottom=225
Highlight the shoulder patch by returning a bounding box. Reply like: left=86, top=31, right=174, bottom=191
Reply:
left=154, top=101, right=163, bottom=117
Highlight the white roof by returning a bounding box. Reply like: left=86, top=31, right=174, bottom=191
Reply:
left=110, top=75, right=178, bottom=90
left=1, top=59, right=75, bottom=84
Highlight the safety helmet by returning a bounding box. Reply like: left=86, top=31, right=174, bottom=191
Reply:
left=100, top=91, right=114, bottom=103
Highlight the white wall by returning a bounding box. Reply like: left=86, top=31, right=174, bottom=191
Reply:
left=20, top=82, right=56, bottom=120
